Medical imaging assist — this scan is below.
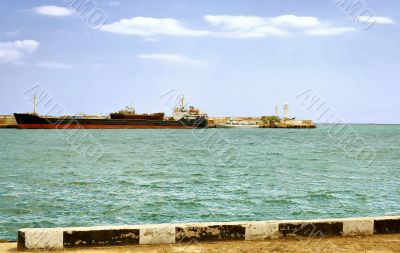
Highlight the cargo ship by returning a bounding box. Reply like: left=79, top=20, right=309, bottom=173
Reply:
left=14, top=96, right=208, bottom=129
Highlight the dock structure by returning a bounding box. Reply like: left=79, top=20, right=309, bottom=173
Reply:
left=0, top=115, right=17, bottom=128
left=17, top=216, right=400, bottom=251
left=208, top=116, right=262, bottom=127
left=208, top=116, right=316, bottom=128
left=259, top=117, right=316, bottom=128
left=208, top=103, right=316, bottom=128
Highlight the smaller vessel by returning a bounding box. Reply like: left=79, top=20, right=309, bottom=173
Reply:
left=216, top=120, right=259, bottom=128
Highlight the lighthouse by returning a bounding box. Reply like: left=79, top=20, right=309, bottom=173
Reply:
left=284, top=103, right=289, bottom=119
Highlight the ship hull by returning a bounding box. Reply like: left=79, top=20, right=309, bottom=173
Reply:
left=13, top=113, right=207, bottom=129
left=110, top=113, right=165, bottom=120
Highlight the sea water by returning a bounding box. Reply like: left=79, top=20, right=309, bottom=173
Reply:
left=0, top=125, right=399, bottom=240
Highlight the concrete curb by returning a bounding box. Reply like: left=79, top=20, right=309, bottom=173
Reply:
left=17, top=216, right=400, bottom=251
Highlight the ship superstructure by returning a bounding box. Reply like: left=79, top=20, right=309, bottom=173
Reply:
left=172, top=95, right=208, bottom=121
left=110, top=106, right=165, bottom=120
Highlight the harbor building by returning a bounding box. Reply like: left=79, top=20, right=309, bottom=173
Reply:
left=209, top=103, right=316, bottom=128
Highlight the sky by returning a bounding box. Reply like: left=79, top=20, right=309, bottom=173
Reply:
left=0, top=0, right=399, bottom=123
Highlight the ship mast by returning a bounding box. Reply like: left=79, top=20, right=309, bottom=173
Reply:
left=33, top=95, right=37, bottom=115
left=181, top=95, right=185, bottom=111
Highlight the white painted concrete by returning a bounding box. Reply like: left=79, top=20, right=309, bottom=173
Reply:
left=343, top=220, right=374, bottom=236
left=24, top=229, right=63, bottom=250
left=245, top=222, right=280, bottom=240
left=139, top=224, right=175, bottom=245
left=17, top=216, right=400, bottom=250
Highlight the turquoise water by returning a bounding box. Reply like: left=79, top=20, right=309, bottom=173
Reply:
left=0, top=125, right=399, bottom=240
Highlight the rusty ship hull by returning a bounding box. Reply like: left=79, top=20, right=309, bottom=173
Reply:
left=13, top=113, right=207, bottom=129
left=109, top=112, right=165, bottom=120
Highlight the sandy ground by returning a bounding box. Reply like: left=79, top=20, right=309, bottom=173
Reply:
left=1, top=234, right=400, bottom=253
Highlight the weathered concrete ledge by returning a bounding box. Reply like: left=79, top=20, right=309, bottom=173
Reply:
left=17, top=216, right=400, bottom=251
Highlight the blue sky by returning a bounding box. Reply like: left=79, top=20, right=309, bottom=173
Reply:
left=0, top=0, right=399, bottom=123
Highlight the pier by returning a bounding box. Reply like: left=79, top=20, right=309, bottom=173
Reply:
left=15, top=216, right=400, bottom=251
left=208, top=116, right=316, bottom=128
left=0, top=115, right=17, bottom=128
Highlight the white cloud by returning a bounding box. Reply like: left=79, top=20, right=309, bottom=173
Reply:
left=33, top=6, right=74, bottom=17
left=204, top=15, right=321, bottom=30
left=305, top=27, right=356, bottom=36
left=138, top=53, right=205, bottom=64
left=204, top=15, right=266, bottom=30
left=204, top=15, right=288, bottom=38
left=101, top=15, right=357, bottom=39
left=101, top=17, right=211, bottom=37
left=356, top=16, right=395, bottom=25
left=269, top=15, right=321, bottom=27
left=0, top=40, right=39, bottom=62
left=217, top=27, right=288, bottom=38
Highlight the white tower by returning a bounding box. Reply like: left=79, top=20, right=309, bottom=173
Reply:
left=275, top=106, right=279, bottom=116
left=284, top=103, right=289, bottom=119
